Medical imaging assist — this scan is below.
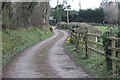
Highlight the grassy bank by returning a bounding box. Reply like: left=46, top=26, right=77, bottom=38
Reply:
left=2, top=26, right=54, bottom=67
left=93, top=26, right=108, bottom=33
left=94, top=26, right=119, bottom=34
left=65, top=43, right=120, bottom=78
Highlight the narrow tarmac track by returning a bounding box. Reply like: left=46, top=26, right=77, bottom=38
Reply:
left=3, top=29, right=91, bottom=78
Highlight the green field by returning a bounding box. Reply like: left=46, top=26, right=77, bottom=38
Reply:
left=2, top=26, right=54, bottom=67
left=94, top=26, right=119, bottom=34
left=93, top=26, right=108, bottom=33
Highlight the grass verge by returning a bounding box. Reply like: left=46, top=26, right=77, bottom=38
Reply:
left=2, top=26, right=54, bottom=67
left=65, top=43, right=120, bottom=78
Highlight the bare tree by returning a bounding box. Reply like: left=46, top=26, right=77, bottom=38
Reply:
left=2, top=2, right=50, bottom=29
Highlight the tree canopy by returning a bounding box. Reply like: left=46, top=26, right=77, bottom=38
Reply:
left=2, top=2, right=50, bottom=29
left=51, top=6, right=104, bottom=23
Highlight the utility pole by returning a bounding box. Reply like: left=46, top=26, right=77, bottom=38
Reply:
left=79, top=0, right=81, bottom=10
left=66, top=1, right=69, bottom=28
left=67, top=5, right=69, bottom=28
left=57, top=0, right=59, bottom=23
left=57, top=0, right=70, bottom=28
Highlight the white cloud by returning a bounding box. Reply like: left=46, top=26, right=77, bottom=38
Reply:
left=2, top=0, right=50, bottom=2
left=80, top=0, right=102, bottom=9
left=50, top=0, right=103, bottom=10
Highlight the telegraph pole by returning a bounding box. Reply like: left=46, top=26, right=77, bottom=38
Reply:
left=57, top=0, right=70, bottom=28
left=79, top=0, right=81, bottom=10
left=67, top=6, right=69, bottom=28
left=57, top=0, right=59, bottom=23
left=66, top=1, right=69, bottom=28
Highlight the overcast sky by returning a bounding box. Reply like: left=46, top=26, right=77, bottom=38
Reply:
left=49, top=0, right=118, bottom=10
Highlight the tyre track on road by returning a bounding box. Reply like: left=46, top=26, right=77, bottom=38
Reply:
left=3, top=29, right=91, bottom=78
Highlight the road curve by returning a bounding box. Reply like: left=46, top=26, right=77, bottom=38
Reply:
left=3, top=29, right=90, bottom=78
left=48, top=30, right=90, bottom=78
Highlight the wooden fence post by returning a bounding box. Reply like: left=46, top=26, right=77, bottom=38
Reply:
left=75, top=32, right=79, bottom=51
left=78, top=32, right=80, bottom=52
left=71, top=29, right=76, bottom=45
left=96, top=37, right=101, bottom=65
left=85, top=27, right=89, bottom=58
left=106, top=29, right=112, bottom=70
left=111, top=40, right=116, bottom=75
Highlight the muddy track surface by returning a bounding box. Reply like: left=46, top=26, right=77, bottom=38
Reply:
left=3, top=29, right=91, bottom=78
